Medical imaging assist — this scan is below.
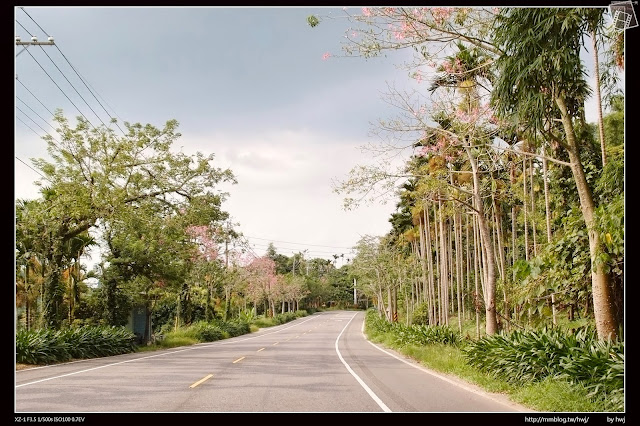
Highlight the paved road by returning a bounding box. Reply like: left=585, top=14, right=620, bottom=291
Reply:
left=15, top=310, right=532, bottom=413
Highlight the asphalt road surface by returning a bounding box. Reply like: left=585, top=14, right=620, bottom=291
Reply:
left=15, top=310, right=533, bottom=413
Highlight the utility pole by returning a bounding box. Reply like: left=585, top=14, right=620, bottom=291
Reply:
left=353, top=278, right=357, bottom=306
left=16, top=35, right=55, bottom=57
left=225, top=220, right=230, bottom=269
left=303, top=249, right=308, bottom=276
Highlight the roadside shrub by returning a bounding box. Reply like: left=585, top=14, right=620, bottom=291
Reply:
left=220, top=319, right=250, bottom=337
left=463, top=326, right=624, bottom=411
left=411, top=303, right=430, bottom=325
left=16, top=326, right=136, bottom=365
left=191, top=321, right=225, bottom=342
left=273, top=311, right=299, bottom=325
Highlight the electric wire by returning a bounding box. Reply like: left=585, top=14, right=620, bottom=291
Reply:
left=15, top=78, right=56, bottom=117
left=21, top=46, right=97, bottom=130
left=15, top=156, right=48, bottom=181
left=18, top=8, right=127, bottom=136
left=53, top=46, right=127, bottom=136
left=16, top=96, right=56, bottom=131
left=14, top=8, right=363, bottom=268
left=241, top=234, right=354, bottom=250
left=36, top=44, right=110, bottom=129
left=16, top=105, right=54, bottom=137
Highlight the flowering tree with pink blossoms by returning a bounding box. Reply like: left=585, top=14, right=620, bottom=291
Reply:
left=244, top=256, right=278, bottom=317
left=309, top=7, right=507, bottom=334
left=185, top=224, right=226, bottom=321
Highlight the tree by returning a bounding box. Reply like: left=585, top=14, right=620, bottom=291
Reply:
left=491, top=8, right=621, bottom=341
left=19, top=110, right=236, bottom=328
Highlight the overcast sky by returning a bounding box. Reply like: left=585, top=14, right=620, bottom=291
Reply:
left=14, top=6, right=619, bottom=269
left=14, top=6, right=423, bottom=267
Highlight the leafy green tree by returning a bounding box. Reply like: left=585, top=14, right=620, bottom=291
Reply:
left=265, top=243, right=292, bottom=275
left=19, top=111, right=235, bottom=328
left=491, top=8, right=621, bottom=340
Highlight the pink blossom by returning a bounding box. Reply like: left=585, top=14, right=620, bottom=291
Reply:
left=186, top=224, right=220, bottom=261
left=431, top=7, right=454, bottom=25
left=322, top=52, right=331, bottom=60
left=362, top=7, right=372, bottom=17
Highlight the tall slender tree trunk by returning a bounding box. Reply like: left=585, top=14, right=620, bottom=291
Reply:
left=556, top=95, right=618, bottom=341
left=425, top=205, right=436, bottom=324
left=438, top=199, right=449, bottom=326
left=493, top=196, right=509, bottom=332
left=448, top=218, right=454, bottom=317
left=473, top=214, right=481, bottom=338
left=529, top=158, right=538, bottom=257
left=465, top=214, right=471, bottom=321
left=418, top=221, right=430, bottom=321
left=466, top=146, right=498, bottom=335
left=591, top=30, right=607, bottom=167
left=523, top=158, right=529, bottom=261
left=433, top=203, right=441, bottom=324
left=454, top=210, right=463, bottom=333
left=543, top=155, right=557, bottom=325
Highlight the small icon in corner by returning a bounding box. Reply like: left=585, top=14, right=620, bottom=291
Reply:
left=610, top=1, right=638, bottom=31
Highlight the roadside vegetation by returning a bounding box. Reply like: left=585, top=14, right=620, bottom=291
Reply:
left=16, top=310, right=309, bottom=364
left=16, top=6, right=624, bottom=414
left=17, top=307, right=622, bottom=412
left=364, top=309, right=623, bottom=412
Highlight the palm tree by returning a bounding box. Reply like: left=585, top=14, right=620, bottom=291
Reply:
left=491, top=8, right=619, bottom=341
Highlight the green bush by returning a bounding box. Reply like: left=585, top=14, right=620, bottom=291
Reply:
left=365, top=309, right=462, bottom=347
left=462, top=326, right=624, bottom=411
left=411, top=302, right=430, bottom=325
left=16, top=326, right=136, bottom=365
left=220, top=320, right=250, bottom=337
left=191, top=321, right=225, bottom=342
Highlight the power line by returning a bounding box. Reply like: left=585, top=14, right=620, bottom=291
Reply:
left=17, top=8, right=127, bottom=136
left=16, top=96, right=56, bottom=131
left=242, top=234, right=355, bottom=249
left=18, top=7, right=48, bottom=37
left=36, top=44, right=109, bottom=128
left=15, top=105, right=54, bottom=137
left=15, top=106, right=61, bottom=149
left=15, top=78, right=55, bottom=117
left=15, top=156, right=48, bottom=181
left=53, top=46, right=127, bottom=136
left=21, top=46, right=97, bottom=130
left=247, top=243, right=353, bottom=257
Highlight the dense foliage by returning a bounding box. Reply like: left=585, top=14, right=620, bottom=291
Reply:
left=463, top=326, right=624, bottom=411
left=16, top=326, right=136, bottom=365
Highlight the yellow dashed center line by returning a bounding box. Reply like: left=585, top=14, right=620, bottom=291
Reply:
left=233, top=357, right=245, bottom=364
left=257, top=347, right=265, bottom=352
left=189, top=374, right=213, bottom=388
left=272, top=342, right=279, bottom=346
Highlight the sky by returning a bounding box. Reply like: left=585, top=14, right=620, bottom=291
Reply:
left=14, top=6, right=421, bottom=269
left=14, top=6, right=621, bottom=271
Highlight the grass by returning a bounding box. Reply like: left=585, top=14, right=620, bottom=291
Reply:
left=367, top=312, right=621, bottom=413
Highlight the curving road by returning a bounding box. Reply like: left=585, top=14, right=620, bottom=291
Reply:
left=15, top=310, right=533, bottom=413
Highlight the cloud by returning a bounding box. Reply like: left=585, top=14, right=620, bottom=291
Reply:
left=178, top=127, right=401, bottom=258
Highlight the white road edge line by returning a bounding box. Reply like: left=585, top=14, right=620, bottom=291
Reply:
left=335, top=313, right=392, bottom=413
left=361, top=319, right=526, bottom=411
